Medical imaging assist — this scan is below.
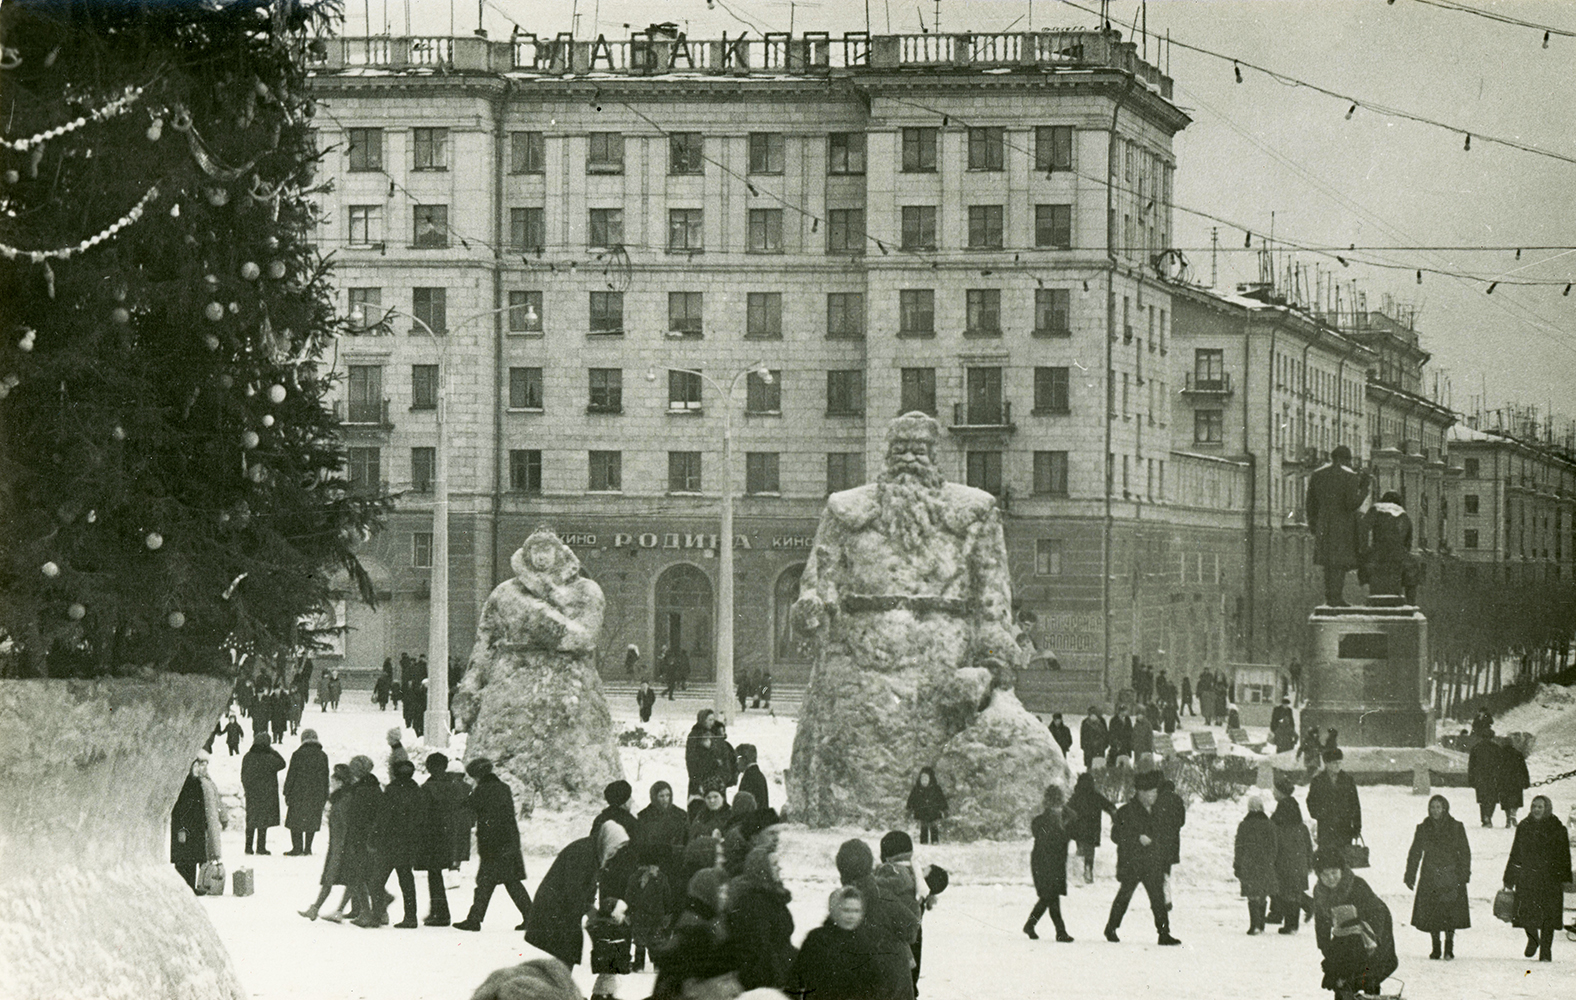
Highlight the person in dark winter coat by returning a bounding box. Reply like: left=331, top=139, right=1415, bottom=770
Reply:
left=339, top=755, right=385, bottom=926
left=591, top=779, right=638, bottom=841
left=1313, top=851, right=1397, bottom=998
left=636, top=781, right=690, bottom=892
left=1080, top=707, right=1109, bottom=769
left=1467, top=732, right=1502, bottom=827
left=835, top=838, right=917, bottom=1000
left=737, top=744, right=769, bottom=810
left=416, top=753, right=457, bottom=926
left=1103, top=770, right=1180, bottom=945
left=1270, top=699, right=1296, bottom=742
left=1403, top=795, right=1471, bottom=959
left=1307, top=748, right=1362, bottom=851
left=374, top=758, right=427, bottom=928
left=454, top=758, right=532, bottom=931
left=905, top=767, right=948, bottom=845
left=1495, top=741, right=1531, bottom=828
left=241, top=732, right=286, bottom=855
left=1153, top=775, right=1187, bottom=907
left=1234, top=795, right=1279, bottom=934
left=1024, top=785, right=1076, bottom=942
left=790, top=886, right=886, bottom=1000
left=283, top=729, right=330, bottom=856
left=725, top=844, right=797, bottom=992
left=524, top=835, right=599, bottom=968
left=1068, top=771, right=1117, bottom=883
left=688, top=785, right=732, bottom=841
left=589, top=819, right=638, bottom=1000
left=1271, top=780, right=1314, bottom=934
left=624, top=839, right=673, bottom=973
left=419, top=754, right=470, bottom=876
left=875, top=830, right=928, bottom=995
left=1048, top=715, right=1074, bottom=757
left=685, top=710, right=722, bottom=797
left=1106, top=709, right=1135, bottom=768
left=1503, top=794, right=1572, bottom=962
left=1180, top=675, right=1193, bottom=716
left=170, top=754, right=225, bottom=891
left=1301, top=723, right=1324, bottom=775
left=301, top=764, right=354, bottom=921
left=223, top=715, right=245, bottom=756
left=636, top=682, right=656, bottom=724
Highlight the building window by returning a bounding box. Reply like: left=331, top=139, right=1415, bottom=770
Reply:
left=748, top=209, right=784, bottom=253
left=668, top=292, right=704, bottom=337
left=412, top=127, right=448, bottom=170
left=967, top=127, right=1005, bottom=170
left=1463, top=458, right=1479, bottom=477
left=827, top=208, right=865, bottom=254
left=1034, top=367, right=1070, bottom=414
left=348, top=205, right=383, bottom=245
left=509, top=449, right=542, bottom=492
left=411, top=447, right=435, bottom=492
left=827, top=132, right=866, bottom=174
left=411, top=364, right=438, bottom=410
left=669, top=132, right=704, bottom=174
left=347, top=365, right=382, bottom=423
left=510, top=207, right=544, bottom=252
left=589, top=291, right=623, bottom=334
left=966, top=451, right=1004, bottom=495
left=413, top=205, right=448, bottom=248
left=746, top=452, right=780, bottom=494
left=509, top=131, right=545, bottom=174
left=901, top=206, right=938, bottom=250
left=347, top=127, right=383, bottom=172
left=748, top=132, right=784, bottom=174
left=1034, top=204, right=1072, bottom=248
left=900, top=368, right=936, bottom=415
left=902, top=127, right=938, bottom=172
left=1034, top=452, right=1069, bottom=496
left=509, top=367, right=543, bottom=410
left=669, top=370, right=703, bottom=411
left=1464, top=494, right=1480, bottom=515
left=746, top=370, right=781, bottom=413
left=746, top=292, right=782, bottom=340
left=668, top=208, right=703, bottom=251
left=588, top=368, right=623, bottom=413
left=1035, top=125, right=1073, bottom=173
left=966, top=367, right=1004, bottom=424
left=589, top=451, right=622, bottom=491
left=826, top=370, right=865, bottom=416
left=1194, top=348, right=1224, bottom=385
left=826, top=293, right=865, bottom=339
left=348, top=287, right=383, bottom=330
left=668, top=451, right=702, bottom=492
left=587, top=132, right=624, bottom=173
left=508, top=290, right=542, bottom=333
left=1194, top=409, right=1224, bottom=444
left=1034, top=538, right=1064, bottom=575
left=1463, top=528, right=1479, bottom=549
left=899, top=289, right=935, bottom=337
left=412, top=287, right=445, bottom=334
left=348, top=446, right=380, bottom=491
left=967, top=205, right=1004, bottom=249
left=588, top=208, right=624, bottom=248
left=826, top=452, right=865, bottom=493
left=412, top=531, right=432, bottom=568
left=1034, top=287, right=1071, bottom=336
left=965, top=289, right=1001, bottom=336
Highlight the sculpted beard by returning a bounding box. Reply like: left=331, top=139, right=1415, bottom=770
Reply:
left=877, top=460, right=947, bottom=554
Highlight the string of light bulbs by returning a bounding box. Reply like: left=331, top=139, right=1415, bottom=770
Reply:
left=1407, top=0, right=1575, bottom=44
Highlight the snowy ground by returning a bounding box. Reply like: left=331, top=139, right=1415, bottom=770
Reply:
left=199, top=690, right=1576, bottom=1000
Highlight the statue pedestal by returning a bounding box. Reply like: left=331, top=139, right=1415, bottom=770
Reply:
left=1302, top=602, right=1434, bottom=748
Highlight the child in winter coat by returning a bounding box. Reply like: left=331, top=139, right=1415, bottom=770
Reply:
left=623, top=839, right=672, bottom=973
left=223, top=716, right=245, bottom=756
left=906, top=767, right=949, bottom=845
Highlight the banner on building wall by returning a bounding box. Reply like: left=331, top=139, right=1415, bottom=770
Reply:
left=554, top=531, right=817, bottom=551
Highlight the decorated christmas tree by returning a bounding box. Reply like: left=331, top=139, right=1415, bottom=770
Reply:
left=0, top=0, right=388, bottom=681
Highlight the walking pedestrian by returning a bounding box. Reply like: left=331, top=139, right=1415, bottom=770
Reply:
left=1080, top=707, right=1109, bottom=770
left=375, top=758, right=426, bottom=928
left=1312, top=850, right=1397, bottom=998
left=417, top=752, right=457, bottom=926
left=624, top=643, right=641, bottom=678
left=905, top=767, right=948, bottom=845
left=283, top=728, right=329, bottom=856
left=1154, top=774, right=1187, bottom=909
left=1102, top=770, right=1181, bottom=945
left=241, top=732, right=286, bottom=855
left=1271, top=778, right=1314, bottom=935
left=300, top=764, right=354, bottom=921
left=1068, top=772, right=1117, bottom=884
left=1495, top=740, right=1531, bottom=828
left=752, top=667, right=772, bottom=710
left=1048, top=714, right=1074, bottom=757
left=659, top=644, right=677, bottom=700
left=223, top=715, right=244, bottom=756
left=1106, top=705, right=1135, bottom=769
left=1468, top=729, right=1502, bottom=827
left=1307, top=748, right=1362, bottom=852
left=453, top=757, right=532, bottom=931
left=737, top=744, right=769, bottom=811
left=1196, top=671, right=1214, bottom=725
left=1180, top=675, right=1193, bottom=717
left=685, top=709, right=720, bottom=798
left=1024, top=785, right=1075, bottom=942
left=170, top=753, right=225, bottom=892
left=1503, top=794, right=1571, bottom=962
left=1404, top=795, right=1471, bottom=960
left=636, top=681, right=657, bottom=723
left=373, top=670, right=391, bottom=711
left=340, top=754, right=385, bottom=927
left=1234, top=795, right=1278, bottom=934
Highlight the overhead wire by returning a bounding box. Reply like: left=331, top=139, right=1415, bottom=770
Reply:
left=1408, top=0, right=1575, bottom=39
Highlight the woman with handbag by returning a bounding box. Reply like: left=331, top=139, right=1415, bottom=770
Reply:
left=170, top=752, right=225, bottom=893
left=1503, top=794, right=1573, bottom=962
left=1403, top=795, right=1471, bottom=959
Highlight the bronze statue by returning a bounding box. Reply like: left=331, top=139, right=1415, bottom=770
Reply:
left=1305, top=445, right=1370, bottom=606
left=1359, top=491, right=1419, bottom=604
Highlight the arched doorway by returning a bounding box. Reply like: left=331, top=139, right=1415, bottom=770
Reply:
left=773, top=564, right=812, bottom=665
left=655, top=563, right=713, bottom=682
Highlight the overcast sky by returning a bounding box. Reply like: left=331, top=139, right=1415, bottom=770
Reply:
left=370, top=0, right=1576, bottom=430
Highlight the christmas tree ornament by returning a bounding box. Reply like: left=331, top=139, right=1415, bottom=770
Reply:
left=204, top=333, right=220, bottom=350
left=219, top=374, right=234, bottom=388
left=67, top=603, right=85, bottom=620
left=145, top=531, right=163, bottom=550
left=18, top=328, right=36, bottom=351
left=261, top=414, right=275, bottom=427
left=3, top=169, right=17, bottom=184
left=146, top=117, right=163, bottom=142
left=265, top=236, right=279, bottom=250
left=241, top=430, right=259, bottom=449
left=240, top=261, right=260, bottom=280
left=204, top=301, right=224, bottom=321
left=267, top=260, right=286, bottom=280
left=111, top=307, right=130, bottom=325
left=86, top=510, right=96, bottom=523
left=206, top=186, right=228, bottom=206
left=244, top=384, right=256, bottom=397
left=267, top=383, right=286, bottom=403
left=170, top=203, right=180, bottom=217
left=248, top=463, right=267, bottom=482
left=228, top=302, right=239, bottom=314
left=167, top=611, right=186, bottom=628
left=113, top=286, right=128, bottom=302
left=112, top=425, right=126, bottom=441
left=204, top=274, right=218, bottom=286
left=41, top=561, right=60, bottom=577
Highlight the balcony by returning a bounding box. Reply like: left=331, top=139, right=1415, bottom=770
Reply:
left=1181, top=372, right=1234, bottom=397
left=336, top=398, right=394, bottom=431
left=949, top=400, right=1015, bottom=437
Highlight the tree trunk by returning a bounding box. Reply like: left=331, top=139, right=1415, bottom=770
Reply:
left=0, top=675, right=244, bottom=1000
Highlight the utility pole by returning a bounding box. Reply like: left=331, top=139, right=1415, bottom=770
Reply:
left=1210, top=227, right=1218, bottom=288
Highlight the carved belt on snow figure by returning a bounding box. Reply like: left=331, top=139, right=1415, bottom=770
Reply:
left=839, top=595, right=971, bottom=616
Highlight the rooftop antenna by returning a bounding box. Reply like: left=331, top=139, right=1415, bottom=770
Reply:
left=935, top=0, right=941, bottom=34
left=1210, top=226, right=1218, bottom=288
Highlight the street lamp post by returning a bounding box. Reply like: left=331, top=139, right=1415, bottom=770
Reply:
left=649, top=361, right=772, bottom=725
